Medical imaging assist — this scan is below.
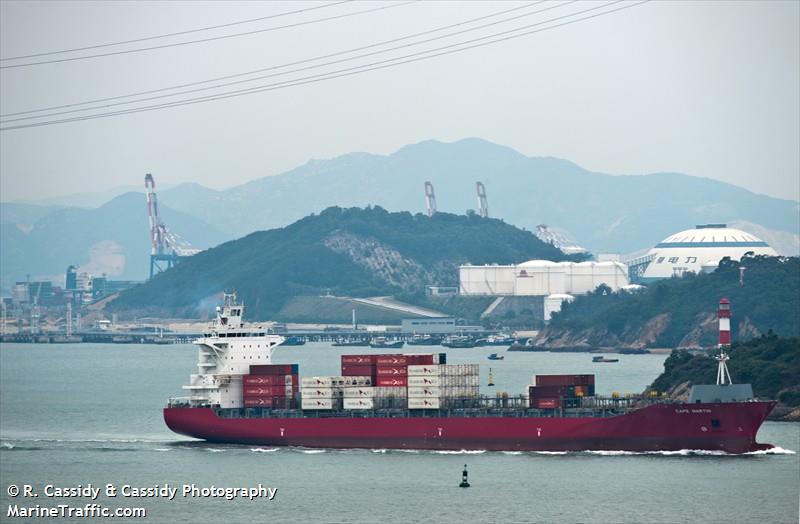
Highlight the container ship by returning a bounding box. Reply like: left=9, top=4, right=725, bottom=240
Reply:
left=164, top=295, right=775, bottom=454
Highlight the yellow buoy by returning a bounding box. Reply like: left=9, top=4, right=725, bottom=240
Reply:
left=487, top=367, right=495, bottom=387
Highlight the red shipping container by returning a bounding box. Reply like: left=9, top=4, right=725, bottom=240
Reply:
left=243, top=374, right=298, bottom=386
left=376, top=366, right=408, bottom=376
left=529, top=385, right=575, bottom=398
left=249, top=364, right=299, bottom=376
left=407, top=354, right=435, bottom=365
left=533, top=398, right=560, bottom=409
left=341, top=364, right=376, bottom=376
left=376, top=355, right=409, bottom=366
left=244, top=397, right=274, bottom=408
left=244, top=386, right=291, bottom=397
left=376, top=376, right=408, bottom=387
left=535, top=374, right=595, bottom=387
left=341, top=355, right=377, bottom=365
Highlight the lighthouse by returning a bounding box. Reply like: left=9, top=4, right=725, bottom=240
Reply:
left=716, top=298, right=732, bottom=385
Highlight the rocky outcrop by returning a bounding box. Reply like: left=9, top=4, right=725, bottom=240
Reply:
left=323, top=230, right=431, bottom=292
left=532, top=313, right=671, bottom=349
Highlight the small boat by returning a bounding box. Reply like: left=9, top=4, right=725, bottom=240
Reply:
left=592, top=356, right=619, bottom=363
left=476, top=334, right=516, bottom=346
left=369, top=337, right=404, bottom=349
left=332, top=339, right=370, bottom=347
left=441, top=335, right=476, bottom=349
left=487, top=353, right=505, bottom=360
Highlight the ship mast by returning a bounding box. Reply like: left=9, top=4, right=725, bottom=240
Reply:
left=716, top=298, right=732, bottom=385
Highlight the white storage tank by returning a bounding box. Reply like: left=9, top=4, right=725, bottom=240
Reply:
left=544, top=294, right=575, bottom=322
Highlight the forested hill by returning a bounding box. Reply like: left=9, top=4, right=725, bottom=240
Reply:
left=110, top=206, right=575, bottom=319
left=535, top=256, right=799, bottom=349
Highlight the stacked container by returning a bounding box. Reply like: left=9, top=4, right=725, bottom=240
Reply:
left=528, top=374, right=595, bottom=409
left=243, top=364, right=299, bottom=409
left=300, top=376, right=345, bottom=410
left=406, top=364, right=480, bottom=409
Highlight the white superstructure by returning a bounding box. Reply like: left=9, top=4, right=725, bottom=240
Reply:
left=183, top=293, right=284, bottom=408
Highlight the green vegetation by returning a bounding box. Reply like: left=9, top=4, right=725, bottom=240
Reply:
left=111, top=206, right=575, bottom=320
left=548, top=255, right=800, bottom=347
left=649, top=334, right=800, bottom=406
left=274, top=296, right=421, bottom=324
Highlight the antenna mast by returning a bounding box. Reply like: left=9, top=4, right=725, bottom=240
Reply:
left=716, top=298, right=732, bottom=385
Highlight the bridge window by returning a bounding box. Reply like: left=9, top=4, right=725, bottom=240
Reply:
left=656, top=257, right=665, bottom=264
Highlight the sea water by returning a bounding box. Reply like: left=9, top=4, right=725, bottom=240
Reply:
left=1, top=342, right=797, bottom=523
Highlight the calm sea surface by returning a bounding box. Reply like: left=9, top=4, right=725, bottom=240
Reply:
left=1, top=342, right=797, bottom=523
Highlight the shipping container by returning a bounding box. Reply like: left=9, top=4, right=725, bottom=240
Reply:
left=374, top=386, right=407, bottom=397
left=342, top=376, right=373, bottom=387
left=249, top=364, right=299, bottom=376
left=341, top=355, right=377, bottom=365
left=408, top=397, right=441, bottom=409
left=528, top=385, right=576, bottom=398
left=407, top=375, right=441, bottom=387
left=343, top=398, right=374, bottom=410
left=341, top=364, right=376, bottom=376
left=375, top=376, right=408, bottom=387
left=301, top=398, right=334, bottom=410
left=407, top=386, right=442, bottom=397
left=343, top=387, right=374, bottom=398
left=243, top=397, right=274, bottom=408
left=535, top=374, right=595, bottom=387
left=244, top=385, right=292, bottom=397
left=376, top=355, right=408, bottom=366
left=300, top=376, right=347, bottom=388
left=300, top=388, right=342, bottom=398
left=407, top=365, right=440, bottom=376
left=376, top=366, right=408, bottom=376
left=243, top=374, right=297, bottom=386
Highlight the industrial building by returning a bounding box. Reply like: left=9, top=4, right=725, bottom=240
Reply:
left=401, top=318, right=456, bottom=334
left=459, top=260, right=629, bottom=296
left=459, top=260, right=629, bottom=322
left=640, top=224, right=777, bottom=281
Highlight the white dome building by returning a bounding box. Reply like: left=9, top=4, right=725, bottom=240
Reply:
left=642, top=224, right=777, bottom=281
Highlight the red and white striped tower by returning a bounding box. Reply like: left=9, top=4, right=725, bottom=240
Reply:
left=716, top=298, right=732, bottom=385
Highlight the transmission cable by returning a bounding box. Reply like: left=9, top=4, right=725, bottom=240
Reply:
left=2, top=1, right=547, bottom=118
left=3, top=1, right=570, bottom=121
left=0, top=1, right=650, bottom=131
left=0, top=1, right=352, bottom=62
left=0, top=1, right=417, bottom=69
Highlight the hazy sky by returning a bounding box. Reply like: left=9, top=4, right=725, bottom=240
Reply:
left=0, top=1, right=798, bottom=203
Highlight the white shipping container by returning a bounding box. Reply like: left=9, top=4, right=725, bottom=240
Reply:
left=301, top=398, right=333, bottom=410
left=408, top=365, right=440, bottom=376
left=408, top=397, right=441, bottom=409
left=300, top=388, right=343, bottom=398
left=343, top=398, right=374, bottom=410
left=343, top=387, right=374, bottom=398
left=374, top=387, right=407, bottom=398
left=342, top=376, right=373, bottom=387
left=407, top=375, right=441, bottom=387
left=407, top=386, right=442, bottom=397
left=301, top=377, right=333, bottom=388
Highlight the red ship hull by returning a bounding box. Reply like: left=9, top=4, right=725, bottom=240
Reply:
left=164, top=401, right=776, bottom=454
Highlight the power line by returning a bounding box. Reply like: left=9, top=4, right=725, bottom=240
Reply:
left=0, top=1, right=417, bottom=69
left=0, top=1, right=650, bottom=131
left=2, top=1, right=548, bottom=118
left=3, top=1, right=570, bottom=121
left=0, top=1, right=352, bottom=61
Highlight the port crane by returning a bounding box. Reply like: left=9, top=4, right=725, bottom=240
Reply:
left=145, top=173, right=200, bottom=279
